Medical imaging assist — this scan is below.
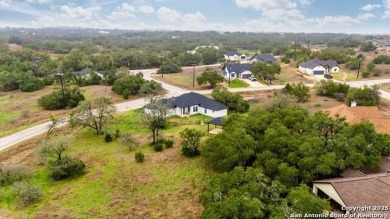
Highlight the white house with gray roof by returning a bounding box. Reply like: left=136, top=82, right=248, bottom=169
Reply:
left=144, top=92, right=228, bottom=118
left=223, top=63, right=253, bottom=80
left=224, top=51, right=247, bottom=61
left=249, top=54, right=277, bottom=64
left=298, top=59, right=339, bottom=75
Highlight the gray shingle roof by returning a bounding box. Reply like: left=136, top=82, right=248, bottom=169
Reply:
left=225, top=51, right=243, bottom=56
left=251, top=54, right=277, bottom=62
left=145, top=92, right=227, bottom=111
left=72, top=67, right=92, bottom=76
left=299, top=59, right=338, bottom=69
left=208, top=117, right=224, bottom=126
left=225, top=63, right=253, bottom=74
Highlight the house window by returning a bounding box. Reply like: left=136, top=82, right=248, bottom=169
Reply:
left=204, top=108, right=207, bottom=114
left=333, top=68, right=337, bottom=72
left=193, top=106, right=198, bottom=112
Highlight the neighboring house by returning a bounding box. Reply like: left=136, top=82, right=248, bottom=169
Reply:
left=249, top=54, right=277, bottom=64
left=324, top=104, right=390, bottom=134
left=95, top=70, right=107, bottom=79
left=187, top=45, right=219, bottom=54
left=298, top=59, right=339, bottom=75
left=224, top=51, right=247, bottom=61
left=312, top=172, right=390, bottom=214
left=144, top=92, right=228, bottom=118
left=72, top=67, right=92, bottom=78
left=223, top=63, right=253, bottom=80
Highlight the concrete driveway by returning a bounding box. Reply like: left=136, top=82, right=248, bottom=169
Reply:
left=242, top=79, right=267, bottom=88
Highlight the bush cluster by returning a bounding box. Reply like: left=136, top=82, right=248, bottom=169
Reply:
left=38, top=87, right=85, bottom=110
left=0, top=164, right=31, bottom=185
left=135, top=151, right=145, bottom=162
left=373, top=55, right=390, bottom=64
left=211, top=87, right=250, bottom=113
left=10, top=181, right=43, bottom=207
left=20, top=77, right=45, bottom=92
left=111, top=74, right=163, bottom=99
left=314, top=80, right=349, bottom=101
left=48, top=156, right=85, bottom=180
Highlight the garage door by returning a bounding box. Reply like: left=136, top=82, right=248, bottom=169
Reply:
left=241, top=74, right=251, bottom=79
left=313, top=70, right=324, bottom=75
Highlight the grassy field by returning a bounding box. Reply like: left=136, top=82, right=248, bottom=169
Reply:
left=153, top=66, right=221, bottom=90
left=332, top=71, right=358, bottom=81
left=0, top=85, right=130, bottom=138
left=276, top=63, right=314, bottom=85
left=0, top=110, right=214, bottom=218
left=229, top=79, right=248, bottom=88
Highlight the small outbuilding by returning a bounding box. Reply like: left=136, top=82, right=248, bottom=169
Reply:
left=207, top=117, right=224, bottom=134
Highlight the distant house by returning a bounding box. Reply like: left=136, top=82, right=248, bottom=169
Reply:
left=223, top=63, right=253, bottom=80
left=224, top=51, right=247, bottom=61
left=72, top=67, right=92, bottom=78
left=298, top=59, right=339, bottom=75
left=95, top=70, right=107, bottom=79
left=144, top=92, right=228, bottom=118
left=187, top=45, right=219, bottom=54
left=324, top=104, right=390, bottom=134
left=249, top=54, right=277, bottom=64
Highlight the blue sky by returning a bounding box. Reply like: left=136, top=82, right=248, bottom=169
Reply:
left=0, top=0, right=390, bottom=33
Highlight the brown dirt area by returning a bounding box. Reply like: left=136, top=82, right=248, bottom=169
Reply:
left=7, top=44, right=23, bottom=52
left=278, top=63, right=315, bottom=84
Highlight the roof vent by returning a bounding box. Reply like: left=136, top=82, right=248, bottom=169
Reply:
left=351, top=100, right=357, bottom=107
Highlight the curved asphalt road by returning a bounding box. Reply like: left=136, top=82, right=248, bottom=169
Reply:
left=2, top=67, right=390, bottom=151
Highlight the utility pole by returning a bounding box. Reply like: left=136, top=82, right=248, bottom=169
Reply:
left=294, top=40, right=297, bottom=61
left=192, top=62, right=196, bottom=88
left=357, top=57, right=362, bottom=79
left=56, top=73, right=65, bottom=100
left=160, top=51, right=164, bottom=78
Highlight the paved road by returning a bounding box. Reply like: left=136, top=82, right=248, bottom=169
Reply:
left=1, top=67, right=390, bottom=152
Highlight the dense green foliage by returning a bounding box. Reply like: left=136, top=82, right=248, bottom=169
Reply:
left=251, top=62, right=281, bottom=84
left=157, top=61, right=182, bottom=74
left=10, top=181, right=43, bottom=207
left=135, top=151, right=145, bottom=162
left=361, top=42, right=377, bottom=52
left=202, top=106, right=390, bottom=185
left=197, top=70, right=224, bottom=88
left=180, top=128, right=203, bottom=157
left=111, top=73, right=163, bottom=99
left=314, top=80, right=349, bottom=101
left=48, top=155, right=86, bottom=180
left=201, top=167, right=329, bottom=219
left=284, top=82, right=310, bottom=102
left=373, top=55, right=390, bottom=64
left=0, top=164, right=31, bottom=186
left=38, top=87, right=85, bottom=110
left=211, top=87, right=250, bottom=113
left=345, top=85, right=380, bottom=106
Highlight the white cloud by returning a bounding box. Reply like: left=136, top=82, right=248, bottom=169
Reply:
left=357, top=13, right=375, bottom=20
left=235, top=0, right=297, bottom=10
left=384, top=0, right=390, bottom=17
left=316, top=15, right=360, bottom=26
left=157, top=7, right=180, bottom=23
left=108, top=3, right=136, bottom=20
left=0, top=0, right=11, bottom=7
left=60, top=5, right=101, bottom=20
left=361, top=4, right=381, bottom=11
left=25, top=0, right=51, bottom=4
left=298, top=0, right=314, bottom=6
left=182, top=11, right=206, bottom=23
left=138, top=5, right=154, bottom=14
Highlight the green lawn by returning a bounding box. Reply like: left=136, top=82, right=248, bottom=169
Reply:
left=0, top=110, right=214, bottom=218
left=229, top=79, right=249, bottom=88
left=332, top=71, right=358, bottom=81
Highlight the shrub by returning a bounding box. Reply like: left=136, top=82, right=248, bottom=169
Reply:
left=48, top=156, right=85, bottom=180
left=153, top=143, right=163, bottom=152
left=0, top=164, right=31, bottom=185
left=20, top=77, right=45, bottom=92
left=120, top=133, right=135, bottom=150
left=362, top=71, right=371, bottom=78
left=314, top=80, right=349, bottom=99
left=115, top=128, right=121, bottom=139
left=135, top=151, right=145, bottom=162
left=180, top=128, right=203, bottom=157
left=38, top=87, right=85, bottom=110
left=211, top=86, right=250, bottom=113
left=10, top=181, right=43, bottom=207
left=165, top=139, right=174, bottom=148
left=345, top=85, right=380, bottom=106
left=105, top=133, right=113, bottom=142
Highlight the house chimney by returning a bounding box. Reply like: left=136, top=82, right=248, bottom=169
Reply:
left=351, top=100, right=357, bottom=107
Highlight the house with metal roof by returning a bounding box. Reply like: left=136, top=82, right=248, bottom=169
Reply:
left=298, top=59, right=339, bottom=75
left=223, top=63, right=253, bottom=80
left=224, top=51, right=247, bottom=61
left=72, top=67, right=92, bottom=78
left=144, top=92, right=228, bottom=118
left=249, top=54, right=277, bottom=64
